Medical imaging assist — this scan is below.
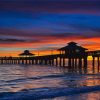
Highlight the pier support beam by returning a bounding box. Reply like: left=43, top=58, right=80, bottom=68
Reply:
left=63, top=58, right=65, bottom=67
left=92, top=57, right=95, bottom=67
left=72, top=58, right=74, bottom=68
left=84, top=57, right=87, bottom=67
left=56, top=58, right=58, bottom=66
left=97, top=57, right=100, bottom=67
left=59, top=58, right=62, bottom=67
left=79, top=58, right=82, bottom=67
left=75, top=59, right=77, bottom=67
left=68, top=58, right=71, bottom=67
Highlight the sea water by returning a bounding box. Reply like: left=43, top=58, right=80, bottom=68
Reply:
left=0, top=60, right=100, bottom=100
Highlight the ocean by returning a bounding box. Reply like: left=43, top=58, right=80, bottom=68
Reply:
left=0, top=60, right=100, bottom=100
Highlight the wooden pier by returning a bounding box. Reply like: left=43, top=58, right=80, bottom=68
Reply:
left=0, top=42, right=100, bottom=67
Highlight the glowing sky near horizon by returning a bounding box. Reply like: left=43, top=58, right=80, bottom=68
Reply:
left=0, top=0, right=100, bottom=56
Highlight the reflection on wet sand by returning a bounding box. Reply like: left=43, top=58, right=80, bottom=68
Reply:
left=46, top=91, right=100, bottom=100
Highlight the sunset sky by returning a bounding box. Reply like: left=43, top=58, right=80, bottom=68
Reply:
left=0, top=0, right=100, bottom=56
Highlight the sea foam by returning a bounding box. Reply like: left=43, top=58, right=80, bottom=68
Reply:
left=0, top=85, right=100, bottom=100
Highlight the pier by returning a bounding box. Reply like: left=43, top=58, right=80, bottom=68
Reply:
left=0, top=42, right=100, bottom=67
left=88, top=50, right=100, bottom=67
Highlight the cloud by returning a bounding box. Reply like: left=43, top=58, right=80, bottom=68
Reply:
left=0, top=0, right=100, bottom=56
left=0, top=28, right=86, bottom=39
left=0, top=38, right=26, bottom=43
left=0, top=27, right=99, bottom=51
left=0, top=0, right=99, bottom=14
left=0, top=27, right=100, bottom=40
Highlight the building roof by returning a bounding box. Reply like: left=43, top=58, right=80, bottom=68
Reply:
left=19, top=50, right=35, bottom=56
left=68, top=42, right=77, bottom=45
left=58, top=42, right=88, bottom=51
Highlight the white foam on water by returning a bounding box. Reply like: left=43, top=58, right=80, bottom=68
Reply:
left=0, top=85, right=100, bottom=100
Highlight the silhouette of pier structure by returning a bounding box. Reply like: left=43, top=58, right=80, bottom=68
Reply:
left=58, top=42, right=88, bottom=68
left=88, top=50, right=100, bottom=67
left=0, top=42, right=100, bottom=68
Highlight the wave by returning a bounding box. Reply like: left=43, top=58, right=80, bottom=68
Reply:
left=0, top=85, right=100, bottom=100
left=6, top=74, right=66, bottom=83
left=6, top=73, right=100, bottom=84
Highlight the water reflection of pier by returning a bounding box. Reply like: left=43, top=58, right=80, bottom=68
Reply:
left=0, top=42, right=100, bottom=68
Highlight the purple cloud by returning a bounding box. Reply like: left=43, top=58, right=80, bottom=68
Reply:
left=0, top=0, right=99, bottom=14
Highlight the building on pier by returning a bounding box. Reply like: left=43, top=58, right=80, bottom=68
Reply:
left=58, top=42, right=88, bottom=55
left=19, top=50, right=35, bottom=57
left=58, top=42, right=88, bottom=67
left=18, top=50, right=35, bottom=64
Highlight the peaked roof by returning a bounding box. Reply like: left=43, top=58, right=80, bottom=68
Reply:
left=68, top=42, right=77, bottom=45
left=19, top=50, right=35, bottom=56
left=58, top=42, right=88, bottom=51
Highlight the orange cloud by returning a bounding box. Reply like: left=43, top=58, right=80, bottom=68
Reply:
left=0, top=36, right=100, bottom=57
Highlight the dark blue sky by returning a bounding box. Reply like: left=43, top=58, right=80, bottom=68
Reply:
left=0, top=0, right=100, bottom=56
